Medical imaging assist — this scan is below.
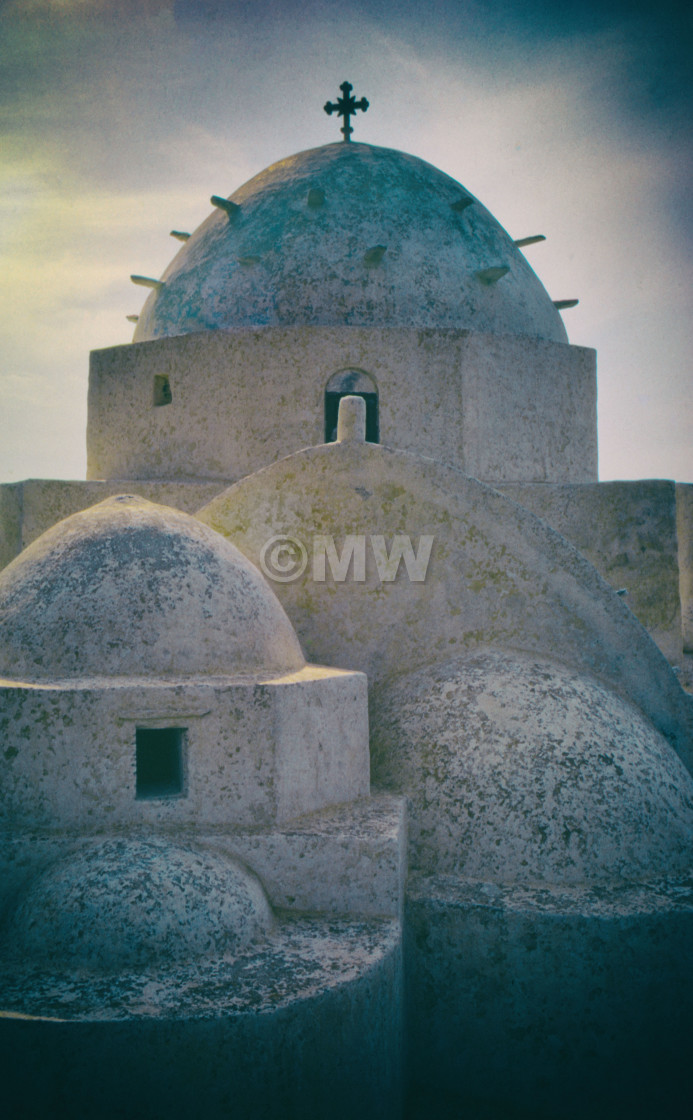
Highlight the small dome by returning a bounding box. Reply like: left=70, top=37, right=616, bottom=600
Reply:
left=0, top=495, right=304, bottom=680
left=134, top=142, right=567, bottom=344
left=372, top=651, right=693, bottom=884
left=4, top=839, right=274, bottom=971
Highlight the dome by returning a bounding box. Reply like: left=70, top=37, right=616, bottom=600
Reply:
left=3, top=839, right=274, bottom=971
left=133, top=142, right=567, bottom=344
left=0, top=495, right=304, bottom=680
left=371, top=651, right=693, bottom=884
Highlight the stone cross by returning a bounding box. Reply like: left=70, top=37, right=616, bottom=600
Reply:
left=324, top=82, right=369, bottom=142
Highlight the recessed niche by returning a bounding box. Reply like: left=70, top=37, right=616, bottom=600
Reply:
left=153, top=374, right=172, bottom=407
left=136, top=728, right=185, bottom=799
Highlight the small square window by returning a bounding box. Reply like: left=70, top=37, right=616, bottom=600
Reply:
left=136, top=728, right=185, bottom=799
left=153, top=374, right=172, bottom=407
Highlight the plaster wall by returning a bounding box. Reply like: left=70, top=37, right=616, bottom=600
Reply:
left=87, top=327, right=596, bottom=484
left=0, top=480, right=228, bottom=571
left=677, top=483, right=693, bottom=654
left=198, top=442, right=693, bottom=773
left=0, top=483, right=21, bottom=571
left=405, top=875, right=693, bottom=1120
left=0, top=669, right=369, bottom=833
left=498, top=480, right=683, bottom=664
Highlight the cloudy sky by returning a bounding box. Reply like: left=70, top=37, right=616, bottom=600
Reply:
left=1, top=0, right=691, bottom=482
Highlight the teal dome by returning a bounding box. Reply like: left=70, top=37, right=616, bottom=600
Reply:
left=133, top=142, right=567, bottom=343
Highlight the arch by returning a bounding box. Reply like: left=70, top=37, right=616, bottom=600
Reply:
left=324, top=370, right=379, bottom=443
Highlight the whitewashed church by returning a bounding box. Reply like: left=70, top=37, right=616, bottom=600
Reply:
left=1, top=86, right=692, bottom=1120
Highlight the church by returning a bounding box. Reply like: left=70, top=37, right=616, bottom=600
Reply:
left=1, top=85, right=692, bottom=1119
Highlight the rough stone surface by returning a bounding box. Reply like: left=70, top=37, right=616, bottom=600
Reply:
left=498, top=479, right=683, bottom=663
left=371, top=651, right=693, bottom=882
left=87, top=327, right=596, bottom=484
left=2, top=838, right=274, bottom=971
left=0, top=494, right=304, bottom=679
left=197, top=441, right=693, bottom=773
left=132, top=142, right=567, bottom=343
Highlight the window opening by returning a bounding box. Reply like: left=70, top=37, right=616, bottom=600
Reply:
left=153, top=374, right=172, bottom=407
left=136, top=727, right=185, bottom=799
left=324, top=370, right=378, bottom=443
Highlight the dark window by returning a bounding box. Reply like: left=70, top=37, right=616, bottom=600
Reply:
left=136, top=728, right=185, bottom=799
left=153, top=374, right=172, bottom=407
left=324, top=370, right=379, bottom=443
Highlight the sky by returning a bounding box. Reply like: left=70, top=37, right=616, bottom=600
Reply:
left=1, top=0, right=691, bottom=483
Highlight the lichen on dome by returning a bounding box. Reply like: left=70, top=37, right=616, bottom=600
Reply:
left=3, top=839, right=274, bottom=972
left=133, top=141, right=567, bottom=344
left=0, top=494, right=305, bottom=681
left=372, top=651, right=693, bottom=885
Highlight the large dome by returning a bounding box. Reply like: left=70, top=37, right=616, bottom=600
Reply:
left=0, top=495, right=304, bottom=680
left=133, top=142, right=567, bottom=344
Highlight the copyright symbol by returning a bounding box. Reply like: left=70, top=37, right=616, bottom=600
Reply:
left=259, top=535, right=308, bottom=583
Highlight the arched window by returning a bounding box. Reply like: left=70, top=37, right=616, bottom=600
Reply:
left=324, top=370, right=379, bottom=443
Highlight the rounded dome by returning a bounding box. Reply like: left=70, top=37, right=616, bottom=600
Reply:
left=372, top=651, right=693, bottom=884
left=4, top=839, right=274, bottom=971
left=0, top=495, right=304, bottom=680
left=133, top=142, right=567, bottom=344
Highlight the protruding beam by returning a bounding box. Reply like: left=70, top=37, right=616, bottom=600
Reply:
left=553, top=299, right=579, bottom=309
left=211, top=195, right=240, bottom=219
left=364, top=245, right=387, bottom=266
left=307, top=188, right=325, bottom=209
left=450, top=196, right=473, bottom=213
left=126, top=314, right=139, bottom=323
left=476, top=266, right=509, bottom=285
left=514, top=235, right=546, bottom=248
left=130, top=275, right=164, bottom=289
left=170, top=230, right=190, bottom=241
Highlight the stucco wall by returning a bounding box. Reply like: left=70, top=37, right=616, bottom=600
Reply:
left=497, top=480, right=683, bottom=665
left=87, top=327, right=596, bottom=484
left=0, top=479, right=227, bottom=570
left=677, top=484, right=693, bottom=654
left=197, top=442, right=693, bottom=775
left=0, top=670, right=368, bottom=832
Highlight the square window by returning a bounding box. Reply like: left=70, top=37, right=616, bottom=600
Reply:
left=136, top=728, right=185, bottom=799
left=153, top=374, right=172, bottom=407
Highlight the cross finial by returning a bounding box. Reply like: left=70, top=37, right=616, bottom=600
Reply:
left=324, top=81, right=369, bottom=142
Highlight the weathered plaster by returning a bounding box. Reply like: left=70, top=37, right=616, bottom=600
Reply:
left=88, top=326, right=596, bottom=484
left=0, top=670, right=369, bottom=831
left=406, top=873, right=693, bottom=1120
left=371, top=651, right=693, bottom=882
left=0, top=917, right=403, bottom=1120
left=498, top=479, right=683, bottom=663
left=132, top=141, right=567, bottom=343
left=197, top=441, right=693, bottom=773
left=0, top=495, right=304, bottom=679
left=0, top=794, right=406, bottom=923
left=677, top=483, right=693, bottom=654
